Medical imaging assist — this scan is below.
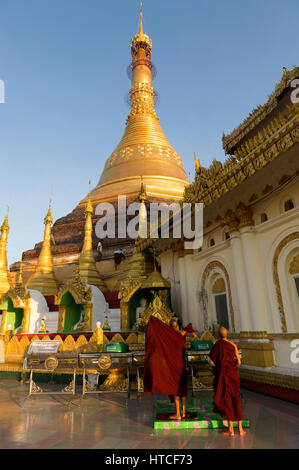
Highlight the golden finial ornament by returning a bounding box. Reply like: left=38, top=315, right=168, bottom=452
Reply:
left=139, top=1, right=143, bottom=34
left=138, top=177, right=147, bottom=203
left=27, top=200, right=58, bottom=295
left=16, top=260, right=23, bottom=285
left=0, top=208, right=11, bottom=295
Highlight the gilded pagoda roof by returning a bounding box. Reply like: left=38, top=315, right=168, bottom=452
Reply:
left=222, top=66, right=299, bottom=154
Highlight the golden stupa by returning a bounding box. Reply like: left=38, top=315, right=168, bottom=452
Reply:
left=80, top=3, right=188, bottom=205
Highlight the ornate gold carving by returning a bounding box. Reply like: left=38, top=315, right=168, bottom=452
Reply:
left=199, top=330, right=217, bottom=344
left=184, top=103, right=299, bottom=208
left=201, top=261, right=235, bottom=332
left=138, top=295, right=174, bottom=329
left=57, top=266, right=87, bottom=305
left=99, top=369, right=128, bottom=392
left=45, top=356, right=59, bottom=371
left=235, top=202, right=254, bottom=228
left=62, top=379, right=75, bottom=393
left=289, top=253, right=299, bottom=274
left=98, top=354, right=112, bottom=370
left=212, top=278, right=226, bottom=294
left=31, top=381, right=43, bottom=394
left=222, top=66, right=299, bottom=152
left=273, top=232, right=299, bottom=332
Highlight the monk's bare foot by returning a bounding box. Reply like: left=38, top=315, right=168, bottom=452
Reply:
left=222, top=430, right=235, bottom=437
left=239, top=429, right=246, bottom=436
left=169, top=415, right=181, bottom=420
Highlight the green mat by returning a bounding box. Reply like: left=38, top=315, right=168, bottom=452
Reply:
left=154, top=398, right=250, bottom=430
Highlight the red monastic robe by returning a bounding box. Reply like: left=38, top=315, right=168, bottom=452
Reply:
left=143, top=316, right=187, bottom=397
left=209, top=339, right=243, bottom=421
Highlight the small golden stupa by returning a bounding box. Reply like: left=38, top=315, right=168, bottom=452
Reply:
left=0, top=209, right=11, bottom=295
left=27, top=201, right=58, bottom=296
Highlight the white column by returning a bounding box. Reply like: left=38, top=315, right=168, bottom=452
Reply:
left=239, top=226, right=271, bottom=331
left=230, top=231, right=253, bottom=331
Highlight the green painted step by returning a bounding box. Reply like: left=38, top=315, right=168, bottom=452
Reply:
left=154, top=398, right=250, bottom=430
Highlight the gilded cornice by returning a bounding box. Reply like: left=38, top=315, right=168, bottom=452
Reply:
left=239, top=367, right=299, bottom=391
left=184, top=103, right=299, bottom=207
left=223, top=66, right=299, bottom=153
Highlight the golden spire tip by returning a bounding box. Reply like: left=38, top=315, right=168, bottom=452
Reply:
left=139, top=1, right=143, bottom=34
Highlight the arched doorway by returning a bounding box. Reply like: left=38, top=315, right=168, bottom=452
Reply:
left=60, top=291, right=83, bottom=333
left=129, top=289, right=154, bottom=330
left=0, top=296, right=24, bottom=333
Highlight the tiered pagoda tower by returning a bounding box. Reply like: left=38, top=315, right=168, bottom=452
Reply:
left=19, top=4, right=188, bottom=287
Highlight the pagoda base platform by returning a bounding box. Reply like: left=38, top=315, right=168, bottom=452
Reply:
left=154, top=398, right=250, bottom=430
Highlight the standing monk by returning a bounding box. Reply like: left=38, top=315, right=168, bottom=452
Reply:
left=209, top=326, right=246, bottom=437
left=168, top=318, right=196, bottom=420
left=143, top=316, right=195, bottom=420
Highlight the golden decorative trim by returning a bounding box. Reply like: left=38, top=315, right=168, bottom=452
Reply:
left=45, top=356, right=59, bottom=371
left=98, top=355, right=112, bottom=370
left=212, top=278, right=226, bottom=294
left=273, top=232, right=299, bottom=332
left=184, top=103, right=299, bottom=208
left=240, top=367, right=299, bottom=391
left=201, top=261, right=235, bottom=332
left=223, top=66, right=299, bottom=152
left=289, top=253, right=299, bottom=274
left=138, top=295, right=174, bottom=329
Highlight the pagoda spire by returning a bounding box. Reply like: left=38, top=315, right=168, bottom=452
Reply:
left=0, top=208, right=11, bottom=295
left=139, top=2, right=143, bottom=34
left=78, top=195, right=106, bottom=290
left=27, top=200, right=58, bottom=295
left=81, top=1, right=188, bottom=204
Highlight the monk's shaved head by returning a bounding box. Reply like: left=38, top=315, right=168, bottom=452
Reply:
left=218, top=326, right=228, bottom=338
left=170, top=318, right=179, bottom=330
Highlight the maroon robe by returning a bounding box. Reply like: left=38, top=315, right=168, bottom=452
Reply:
left=209, top=339, right=243, bottom=421
left=143, top=316, right=187, bottom=397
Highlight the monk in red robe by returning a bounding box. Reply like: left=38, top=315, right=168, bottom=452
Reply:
left=209, top=326, right=246, bottom=437
left=143, top=315, right=196, bottom=420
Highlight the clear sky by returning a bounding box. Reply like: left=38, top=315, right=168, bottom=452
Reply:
left=0, top=0, right=298, bottom=265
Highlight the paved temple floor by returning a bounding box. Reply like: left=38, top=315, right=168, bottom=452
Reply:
left=0, top=379, right=298, bottom=449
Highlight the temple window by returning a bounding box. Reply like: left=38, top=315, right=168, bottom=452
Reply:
left=225, top=232, right=230, bottom=240
left=211, top=277, right=229, bottom=329
left=261, top=213, right=268, bottom=223
left=210, top=238, right=215, bottom=247
left=284, top=199, right=294, bottom=212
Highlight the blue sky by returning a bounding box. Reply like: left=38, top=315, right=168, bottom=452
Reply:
left=0, top=0, right=298, bottom=265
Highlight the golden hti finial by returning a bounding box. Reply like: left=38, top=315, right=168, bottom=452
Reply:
left=0, top=207, right=11, bottom=295
left=44, top=198, right=53, bottom=225
left=27, top=200, right=58, bottom=296
left=138, top=177, right=147, bottom=203
left=78, top=191, right=106, bottom=291
left=138, top=178, right=148, bottom=239
left=16, top=260, right=23, bottom=285
left=139, top=1, right=143, bottom=34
